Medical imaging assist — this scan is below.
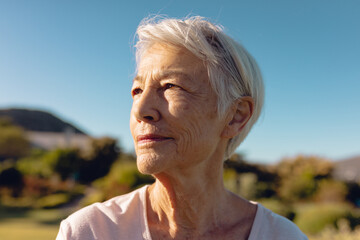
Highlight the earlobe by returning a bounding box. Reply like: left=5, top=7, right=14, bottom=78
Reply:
left=221, top=96, right=254, bottom=139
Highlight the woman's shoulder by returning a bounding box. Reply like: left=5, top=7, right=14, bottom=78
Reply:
left=248, top=203, right=308, bottom=240
left=56, top=185, right=149, bottom=240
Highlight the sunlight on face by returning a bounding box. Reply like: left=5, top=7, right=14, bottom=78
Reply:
left=130, top=43, right=226, bottom=175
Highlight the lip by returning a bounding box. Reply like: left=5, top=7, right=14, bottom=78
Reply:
left=136, top=134, right=174, bottom=144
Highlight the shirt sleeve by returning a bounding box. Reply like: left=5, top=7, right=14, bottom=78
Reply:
left=56, top=220, right=72, bottom=240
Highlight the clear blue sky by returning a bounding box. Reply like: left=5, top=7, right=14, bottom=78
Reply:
left=1, top=0, right=359, bottom=163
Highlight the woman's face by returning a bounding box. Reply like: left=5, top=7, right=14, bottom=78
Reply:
left=130, top=43, right=227, bottom=175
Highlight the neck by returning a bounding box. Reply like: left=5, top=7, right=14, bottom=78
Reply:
left=146, top=159, right=231, bottom=239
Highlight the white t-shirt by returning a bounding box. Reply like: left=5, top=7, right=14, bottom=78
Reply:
left=56, top=185, right=308, bottom=240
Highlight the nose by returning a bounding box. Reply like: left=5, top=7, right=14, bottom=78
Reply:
left=132, top=88, right=161, bottom=122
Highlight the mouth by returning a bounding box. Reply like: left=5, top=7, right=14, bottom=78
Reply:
left=136, top=134, right=174, bottom=144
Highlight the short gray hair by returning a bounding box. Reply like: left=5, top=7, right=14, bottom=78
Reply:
left=135, top=16, right=264, bottom=159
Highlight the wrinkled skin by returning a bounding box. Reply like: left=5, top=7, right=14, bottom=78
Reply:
left=130, top=43, right=228, bottom=176
left=130, top=43, right=256, bottom=240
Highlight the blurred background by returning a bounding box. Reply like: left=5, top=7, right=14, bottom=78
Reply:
left=0, top=0, right=359, bottom=239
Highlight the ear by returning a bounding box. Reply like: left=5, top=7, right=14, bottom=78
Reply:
left=221, top=96, right=254, bottom=139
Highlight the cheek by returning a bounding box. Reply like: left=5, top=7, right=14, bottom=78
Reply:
left=129, top=113, right=136, bottom=138
left=170, top=106, right=216, bottom=154
left=166, top=94, right=195, bottom=118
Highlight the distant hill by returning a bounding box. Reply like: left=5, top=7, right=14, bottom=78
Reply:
left=0, top=108, right=87, bottom=135
left=333, top=156, right=360, bottom=183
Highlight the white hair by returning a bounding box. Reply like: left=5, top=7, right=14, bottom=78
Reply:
left=135, top=16, right=264, bottom=159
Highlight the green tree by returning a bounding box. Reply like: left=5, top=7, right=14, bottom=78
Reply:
left=17, top=137, right=120, bottom=183
left=224, top=153, right=278, bottom=199
left=78, top=137, right=120, bottom=183
left=16, top=149, right=53, bottom=178
left=49, top=148, right=83, bottom=181
left=276, top=155, right=334, bottom=202
left=82, top=154, right=154, bottom=205
left=0, top=118, right=30, bottom=160
left=0, top=166, right=24, bottom=197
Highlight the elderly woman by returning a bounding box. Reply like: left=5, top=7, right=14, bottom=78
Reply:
left=57, top=16, right=307, bottom=240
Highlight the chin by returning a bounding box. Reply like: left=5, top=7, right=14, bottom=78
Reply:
left=136, top=153, right=167, bottom=175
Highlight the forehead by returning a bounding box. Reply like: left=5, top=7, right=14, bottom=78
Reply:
left=136, top=43, right=207, bottom=81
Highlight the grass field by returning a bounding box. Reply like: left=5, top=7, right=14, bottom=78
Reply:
left=0, top=208, right=69, bottom=240
left=308, top=219, right=360, bottom=240
left=0, top=219, right=59, bottom=240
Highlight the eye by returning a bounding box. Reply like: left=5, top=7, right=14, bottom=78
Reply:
left=164, top=83, right=177, bottom=89
left=131, top=87, right=143, bottom=97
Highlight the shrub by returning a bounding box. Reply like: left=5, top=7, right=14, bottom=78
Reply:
left=276, top=155, right=333, bottom=179
left=36, top=193, right=71, bottom=209
left=314, top=179, right=348, bottom=203
left=0, top=118, right=30, bottom=160
left=95, top=160, right=154, bottom=192
left=0, top=166, right=23, bottom=189
left=223, top=168, right=240, bottom=195
left=78, top=137, right=119, bottom=183
left=346, top=182, right=360, bottom=207
left=259, top=198, right=296, bottom=221
left=223, top=169, right=276, bottom=200
left=46, top=148, right=82, bottom=180
left=80, top=190, right=105, bottom=207
left=16, top=149, right=53, bottom=178
left=276, top=155, right=333, bottom=202
left=279, top=170, right=317, bottom=202
left=82, top=156, right=154, bottom=205
left=309, top=219, right=360, bottom=240
left=295, top=202, right=353, bottom=234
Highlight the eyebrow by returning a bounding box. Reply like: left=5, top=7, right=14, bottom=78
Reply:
left=133, top=70, right=193, bottom=83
